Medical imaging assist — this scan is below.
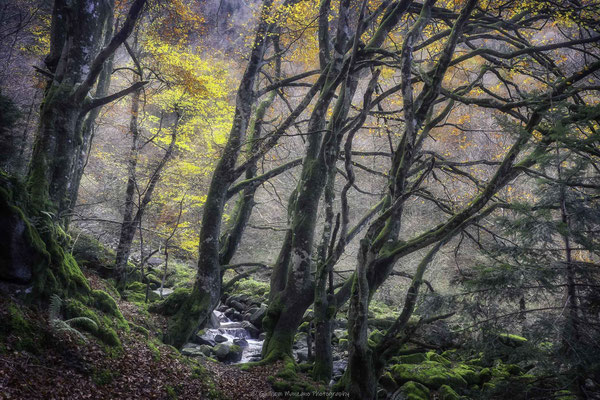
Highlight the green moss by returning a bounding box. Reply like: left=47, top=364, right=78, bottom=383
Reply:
left=131, top=323, right=149, bottom=338
left=148, top=341, right=161, bottom=361
left=163, top=287, right=211, bottom=348
left=64, top=299, right=100, bottom=325
left=225, top=277, right=269, bottom=302
left=427, top=351, right=452, bottom=367
left=92, top=368, right=117, bottom=386
left=148, top=288, right=191, bottom=316
left=393, top=353, right=427, bottom=364
left=369, top=329, right=384, bottom=344
left=439, top=384, right=460, bottom=400
left=452, top=365, right=479, bottom=385
left=1, top=303, right=40, bottom=353
left=370, top=300, right=398, bottom=319
left=479, top=368, right=492, bottom=382
left=97, top=325, right=121, bottom=347
left=555, top=390, right=577, bottom=400
left=497, top=333, right=528, bottom=347
left=391, top=361, right=468, bottom=390
left=272, top=380, right=292, bottom=392
left=399, top=381, right=430, bottom=400
left=298, top=321, right=310, bottom=332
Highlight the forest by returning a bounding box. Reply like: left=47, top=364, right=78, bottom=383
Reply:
left=0, top=0, right=599, bottom=399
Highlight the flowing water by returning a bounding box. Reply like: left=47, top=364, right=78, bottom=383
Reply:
left=204, top=311, right=263, bottom=363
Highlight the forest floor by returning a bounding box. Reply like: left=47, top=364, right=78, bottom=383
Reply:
left=0, top=269, right=289, bottom=400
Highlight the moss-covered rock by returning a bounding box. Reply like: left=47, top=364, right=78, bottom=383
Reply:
left=427, top=351, right=452, bottom=367
left=393, top=353, right=428, bottom=365
left=96, top=325, right=120, bottom=347
left=379, top=371, right=398, bottom=392
left=148, top=288, right=191, bottom=316
left=391, top=361, right=468, bottom=390
left=398, top=381, right=430, bottom=400
left=439, top=384, right=460, bottom=400
left=91, top=290, right=128, bottom=330
left=452, top=365, right=480, bottom=385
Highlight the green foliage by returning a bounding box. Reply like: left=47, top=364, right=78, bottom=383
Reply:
left=49, top=294, right=98, bottom=342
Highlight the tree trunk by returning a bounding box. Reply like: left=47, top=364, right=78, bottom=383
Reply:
left=165, top=0, right=274, bottom=348
left=115, top=112, right=179, bottom=286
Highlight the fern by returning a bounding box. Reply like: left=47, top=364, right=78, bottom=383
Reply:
left=49, top=294, right=62, bottom=320
left=48, top=295, right=98, bottom=342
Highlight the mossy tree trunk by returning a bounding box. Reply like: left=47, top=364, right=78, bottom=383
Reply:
left=164, top=0, right=276, bottom=348
left=27, top=0, right=147, bottom=217
left=263, top=0, right=416, bottom=364
left=3, top=0, right=148, bottom=301
left=340, top=2, right=477, bottom=397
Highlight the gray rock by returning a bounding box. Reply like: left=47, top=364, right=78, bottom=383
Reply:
left=191, top=332, right=216, bottom=347
left=199, top=344, right=213, bottom=356
left=258, top=332, right=267, bottom=340
left=213, top=343, right=230, bottom=360
left=232, top=311, right=243, bottom=321
left=214, top=334, right=228, bottom=343
left=241, top=321, right=260, bottom=338
left=230, top=300, right=247, bottom=313
left=234, top=338, right=248, bottom=347
left=213, top=343, right=242, bottom=363
left=206, top=311, right=220, bottom=329
left=249, top=304, right=267, bottom=329
left=182, top=345, right=206, bottom=358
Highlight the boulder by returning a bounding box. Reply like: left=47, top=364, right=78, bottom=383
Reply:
left=181, top=345, right=206, bottom=358
left=391, top=361, right=468, bottom=390
left=224, top=308, right=236, bottom=319
left=199, top=344, right=213, bottom=356
left=241, top=321, right=260, bottom=339
left=232, top=311, right=243, bottom=321
left=191, top=332, right=216, bottom=347
left=394, top=381, right=430, bottom=400
left=214, top=334, right=228, bottom=343
left=249, top=304, right=267, bottom=329
left=234, top=338, right=248, bottom=347
left=206, top=311, right=220, bottom=329
left=213, top=343, right=230, bottom=360
left=258, top=332, right=267, bottom=340
left=230, top=300, right=247, bottom=313
left=213, top=343, right=242, bottom=363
